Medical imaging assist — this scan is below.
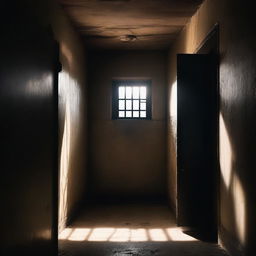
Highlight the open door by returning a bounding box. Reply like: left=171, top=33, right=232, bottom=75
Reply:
left=177, top=54, right=218, bottom=241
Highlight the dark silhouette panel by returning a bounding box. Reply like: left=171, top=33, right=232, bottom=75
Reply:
left=0, top=3, right=59, bottom=255
left=177, top=54, right=217, bottom=241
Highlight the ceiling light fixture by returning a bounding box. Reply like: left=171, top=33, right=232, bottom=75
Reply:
left=120, top=35, right=137, bottom=42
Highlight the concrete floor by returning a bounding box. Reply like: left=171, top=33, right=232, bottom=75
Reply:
left=59, top=203, right=229, bottom=256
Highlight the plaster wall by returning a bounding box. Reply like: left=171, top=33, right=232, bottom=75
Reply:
left=51, top=2, right=88, bottom=233
left=88, top=51, right=167, bottom=200
left=167, top=0, right=256, bottom=255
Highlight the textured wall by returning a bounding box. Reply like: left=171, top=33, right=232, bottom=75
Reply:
left=50, top=2, right=88, bottom=233
left=167, top=0, right=256, bottom=255
left=57, top=0, right=204, bottom=50
left=1, top=0, right=87, bottom=255
left=88, top=51, right=167, bottom=200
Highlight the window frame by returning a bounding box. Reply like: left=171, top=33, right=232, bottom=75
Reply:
left=112, top=79, right=152, bottom=120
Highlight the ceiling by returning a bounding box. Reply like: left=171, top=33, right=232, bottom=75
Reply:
left=58, top=0, right=204, bottom=50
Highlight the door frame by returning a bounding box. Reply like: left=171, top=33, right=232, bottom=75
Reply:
left=52, top=38, right=61, bottom=255
left=196, top=23, right=220, bottom=238
left=176, top=23, right=220, bottom=240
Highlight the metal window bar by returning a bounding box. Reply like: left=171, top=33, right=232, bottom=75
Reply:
left=114, top=80, right=151, bottom=119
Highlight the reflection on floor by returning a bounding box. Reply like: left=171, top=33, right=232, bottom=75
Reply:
left=59, top=203, right=229, bottom=256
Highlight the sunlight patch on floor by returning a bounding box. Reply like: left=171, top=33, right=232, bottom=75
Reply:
left=88, top=228, right=115, bottom=241
left=59, top=227, right=197, bottom=242
left=68, top=228, right=91, bottom=241
left=166, top=228, right=197, bottom=241
left=149, top=229, right=168, bottom=241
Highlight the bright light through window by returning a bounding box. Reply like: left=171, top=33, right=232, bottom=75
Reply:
left=118, top=86, right=147, bottom=118
left=113, top=80, right=151, bottom=119
left=133, top=87, right=140, bottom=98
left=140, top=87, right=146, bottom=99
left=119, top=87, right=125, bottom=98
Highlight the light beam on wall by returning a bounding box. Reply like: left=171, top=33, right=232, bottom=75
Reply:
left=58, top=100, right=71, bottom=232
left=170, top=80, right=177, bottom=120
left=219, top=114, right=233, bottom=188
left=233, top=174, right=246, bottom=245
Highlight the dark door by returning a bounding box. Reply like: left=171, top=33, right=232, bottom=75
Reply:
left=0, top=14, right=60, bottom=254
left=177, top=54, right=217, bottom=241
